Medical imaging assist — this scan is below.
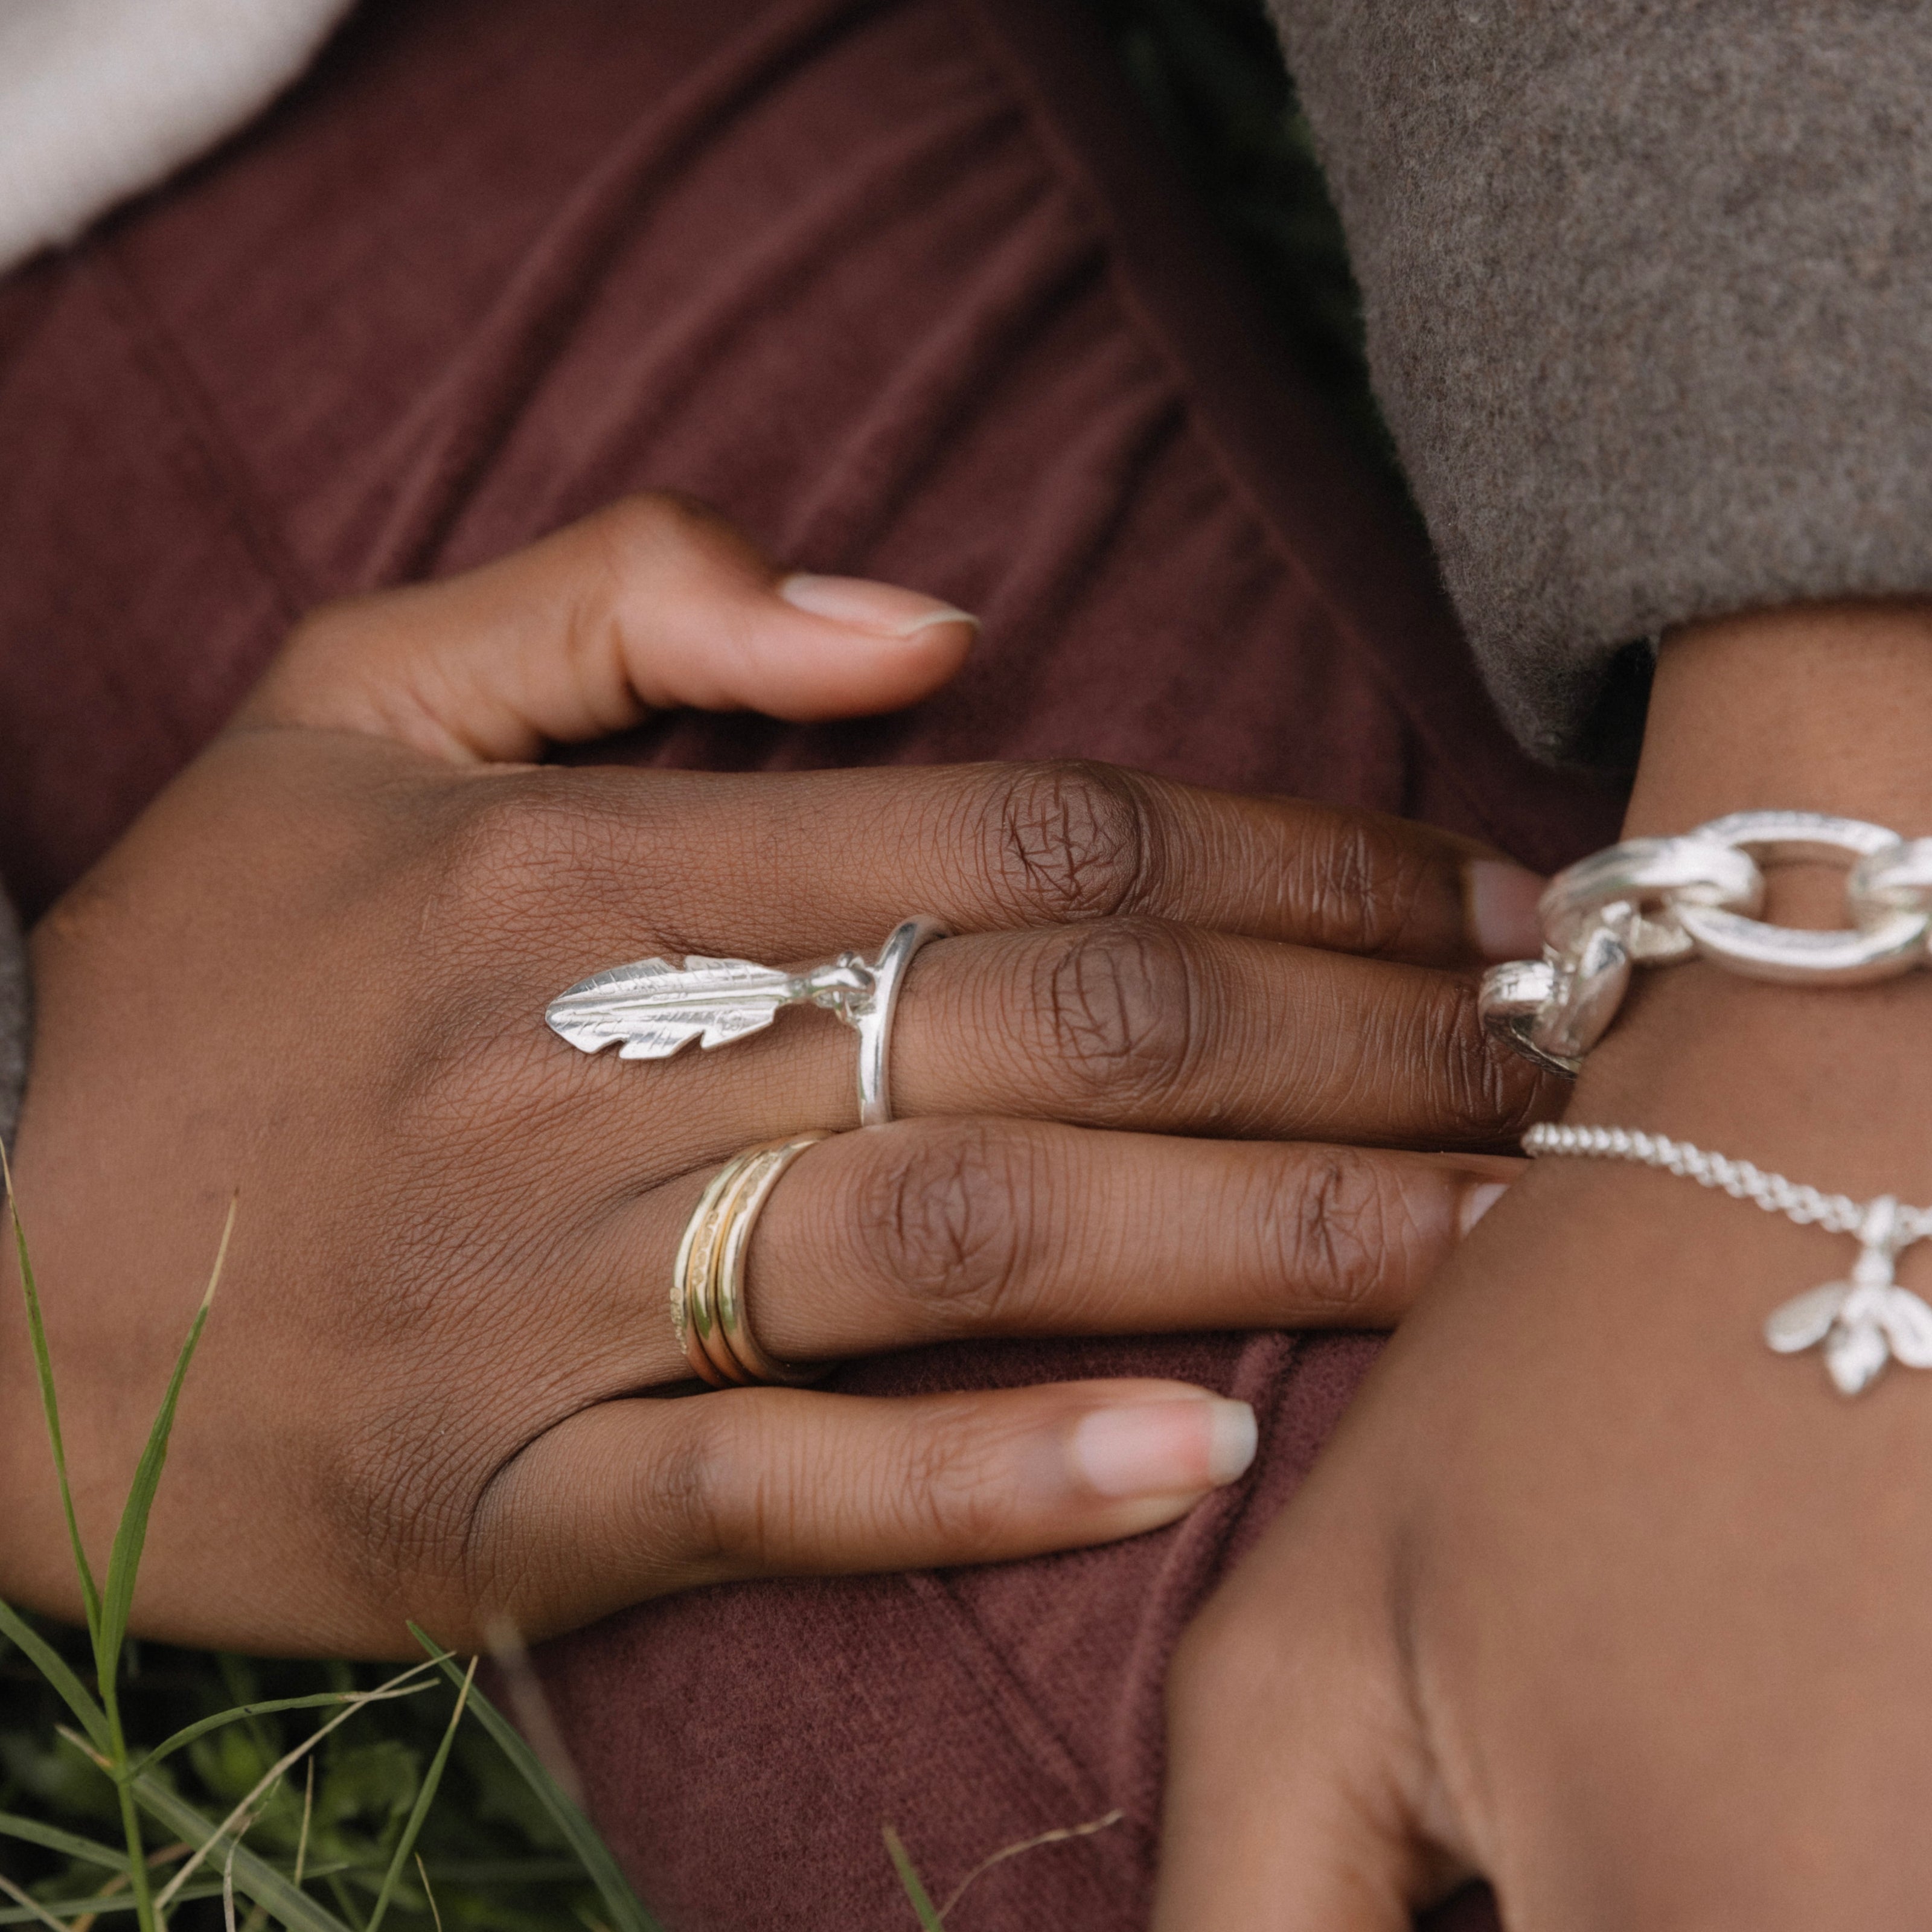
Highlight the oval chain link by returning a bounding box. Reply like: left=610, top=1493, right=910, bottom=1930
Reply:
left=1480, top=811, right=1932, bottom=1073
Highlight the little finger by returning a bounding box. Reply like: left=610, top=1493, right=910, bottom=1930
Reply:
left=461, top=1378, right=1258, bottom=1642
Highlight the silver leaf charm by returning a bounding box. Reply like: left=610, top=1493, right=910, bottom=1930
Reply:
left=546, top=952, right=875, bottom=1061
left=1761, top=1195, right=1932, bottom=1396
left=1764, top=1283, right=1849, bottom=1355
left=1825, top=1315, right=1892, bottom=1396
left=1881, top=1286, right=1932, bottom=1368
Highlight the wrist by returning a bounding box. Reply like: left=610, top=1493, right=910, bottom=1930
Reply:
left=1556, top=599, right=1932, bottom=1185
left=1629, top=600, right=1932, bottom=839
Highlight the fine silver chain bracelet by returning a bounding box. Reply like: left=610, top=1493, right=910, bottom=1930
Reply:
left=1524, top=1122, right=1932, bottom=1397
left=1482, top=809, right=1932, bottom=1075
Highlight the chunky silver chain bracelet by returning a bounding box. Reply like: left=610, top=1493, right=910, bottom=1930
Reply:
left=1525, top=1123, right=1932, bottom=1396
left=1481, top=810, right=1932, bottom=1075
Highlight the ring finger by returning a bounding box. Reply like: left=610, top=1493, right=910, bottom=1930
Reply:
left=568, top=1118, right=1514, bottom=1390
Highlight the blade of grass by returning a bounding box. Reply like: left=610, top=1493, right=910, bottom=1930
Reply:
left=95, top=1199, right=234, bottom=1679
left=150, top=1655, right=439, bottom=1913
left=321, top=1873, right=363, bottom=1931
left=222, top=1826, right=245, bottom=1932
left=935, top=1809, right=1124, bottom=1920
left=412, top=1858, right=442, bottom=1932
left=409, top=1626, right=659, bottom=1932
left=63, top=1728, right=359, bottom=1932
left=1, top=1143, right=100, bottom=1639
left=0, top=1871, right=69, bottom=1932
left=881, top=1826, right=944, bottom=1931
left=0, top=1813, right=129, bottom=1872
left=86, top=1198, right=235, bottom=1932
left=0, top=1886, right=231, bottom=1928
left=133, top=1683, right=433, bottom=1778
left=49, top=1843, right=190, bottom=1932
left=293, top=1761, right=314, bottom=1892
left=0, top=1599, right=109, bottom=1753
left=365, top=1660, right=476, bottom=1932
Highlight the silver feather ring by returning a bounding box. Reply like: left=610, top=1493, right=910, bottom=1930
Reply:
left=545, top=915, right=947, bottom=1127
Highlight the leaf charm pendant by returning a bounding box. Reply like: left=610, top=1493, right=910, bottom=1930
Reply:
left=1764, top=1195, right=1932, bottom=1395
left=546, top=952, right=877, bottom=1060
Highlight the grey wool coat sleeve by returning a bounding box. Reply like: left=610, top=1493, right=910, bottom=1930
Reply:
left=1267, top=0, right=1932, bottom=765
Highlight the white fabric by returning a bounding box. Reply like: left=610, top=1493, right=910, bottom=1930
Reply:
left=0, top=0, right=353, bottom=273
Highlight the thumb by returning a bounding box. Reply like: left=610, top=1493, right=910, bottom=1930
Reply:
left=236, top=493, right=979, bottom=762
left=1153, top=1537, right=1469, bottom=1930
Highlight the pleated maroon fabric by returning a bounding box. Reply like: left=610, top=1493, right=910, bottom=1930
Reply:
left=0, top=1, right=1620, bottom=1924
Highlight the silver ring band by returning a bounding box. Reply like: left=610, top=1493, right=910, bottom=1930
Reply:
left=854, top=915, right=946, bottom=1126
left=546, top=913, right=948, bottom=1128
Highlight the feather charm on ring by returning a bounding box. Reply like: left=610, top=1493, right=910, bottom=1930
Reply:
left=545, top=952, right=875, bottom=1060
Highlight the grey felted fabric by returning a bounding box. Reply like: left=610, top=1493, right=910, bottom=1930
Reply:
left=1268, top=0, right=1932, bottom=764
left=0, top=894, right=24, bottom=1148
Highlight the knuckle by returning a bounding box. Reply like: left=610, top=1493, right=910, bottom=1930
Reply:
left=433, top=780, right=579, bottom=923
left=281, top=593, right=380, bottom=669
left=1032, top=918, right=1201, bottom=1111
left=634, top=1408, right=741, bottom=1569
left=1408, top=976, right=1549, bottom=1141
left=972, top=761, right=1153, bottom=924
left=584, top=1399, right=770, bottom=1580
left=854, top=1122, right=1033, bottom=1328
left=578, top=489, right=726, bottom=566
left=892, top=1398, right=1034, bottom=1559
left=427, top=774, right=629, bottom=945
left=1291, top=814, right=1448, bottom=958
left=1262, top=1150, right=1403, bottom=1320
left=338, top=1380, right=497, bottom=1611
left=557, top=494, right=745, bottom=670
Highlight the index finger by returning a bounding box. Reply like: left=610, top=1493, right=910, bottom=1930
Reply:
left=540, top=759, right=1545, bottom=966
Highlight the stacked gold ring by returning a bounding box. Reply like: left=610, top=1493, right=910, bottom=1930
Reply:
left=672, top=1134, right=831, bottom=1387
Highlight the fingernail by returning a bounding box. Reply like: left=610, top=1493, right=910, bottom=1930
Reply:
left=1465, top=859, right=1546, bottom=960
left=1458, top=1179, right=1509, bottom=1236
left=1070, top=1397, right=1258, bottom=1500
left=778, top=572, right=979, bottom=640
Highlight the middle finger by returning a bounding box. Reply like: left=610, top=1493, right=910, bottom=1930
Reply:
left=663, top=917, right=1556, bottom=1151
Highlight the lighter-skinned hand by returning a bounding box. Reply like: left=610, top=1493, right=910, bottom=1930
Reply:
left=1154, top=603, right=1932, bottom=1930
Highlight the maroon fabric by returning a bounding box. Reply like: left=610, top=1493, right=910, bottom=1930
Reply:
left=0, top=1, right=1622, bottom=1924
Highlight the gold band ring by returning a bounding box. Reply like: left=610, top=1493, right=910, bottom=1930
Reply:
left=671, top=1135, right=830, bottom=1388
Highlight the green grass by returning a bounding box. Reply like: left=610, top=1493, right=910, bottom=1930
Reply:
left=2, top=7, right=1373, bottom=1927
left=0, top=1154, right=656, bottom=1932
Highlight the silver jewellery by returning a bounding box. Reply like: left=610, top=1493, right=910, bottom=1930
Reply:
left=1481, top=811, right=1932, bottom=1075
left=1526, top=1123, right=1932, bottom=1396
left=546, top=915, right=946, bottom=1126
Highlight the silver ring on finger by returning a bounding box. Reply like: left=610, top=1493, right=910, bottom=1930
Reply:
left=545, top=915, right=947, bottom=1126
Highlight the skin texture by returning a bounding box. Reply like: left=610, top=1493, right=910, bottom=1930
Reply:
left=0, top=494, right=1546, bottom=1659
left=1154, top=601, right=1932, bottom=1928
